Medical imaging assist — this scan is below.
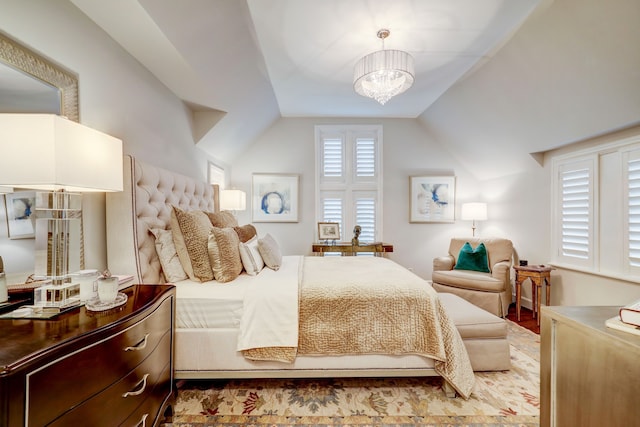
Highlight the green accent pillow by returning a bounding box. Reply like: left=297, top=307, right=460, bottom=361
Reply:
left=454, top=242, right=491, bottom=273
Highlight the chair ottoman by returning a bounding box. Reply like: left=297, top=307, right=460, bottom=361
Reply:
left=439, top=292, right=511, bottom=371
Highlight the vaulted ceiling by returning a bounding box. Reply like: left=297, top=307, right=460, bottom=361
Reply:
left=71, top=0, right=544, bottom=162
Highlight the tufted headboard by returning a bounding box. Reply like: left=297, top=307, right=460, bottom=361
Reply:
left=106, top=155, right=219, bottom=283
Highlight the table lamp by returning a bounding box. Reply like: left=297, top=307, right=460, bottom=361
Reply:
left=220, top=189, right=246, bottom=216
left=0, top=114, right=123, bottom=307
left=461, top=202, right=487, bottom=237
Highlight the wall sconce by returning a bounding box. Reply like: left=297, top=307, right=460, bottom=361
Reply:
left=0, top=114, right=123, bottom=307
left=220, top=189, right=246, bottom=215
left=461, top=202, right=487, bottom=237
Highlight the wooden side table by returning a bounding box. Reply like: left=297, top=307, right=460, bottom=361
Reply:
left=514, top=265, right=555, bottom=326
left=311, top=242, right=393, bottom=257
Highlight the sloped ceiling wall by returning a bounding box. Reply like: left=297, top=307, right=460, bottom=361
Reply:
left=418, top=0, right=640, bottom=181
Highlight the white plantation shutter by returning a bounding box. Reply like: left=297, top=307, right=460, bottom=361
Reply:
left=321, top=196, right=344, bottom=239
left=316, top=125, right=382, bottom=245
left=355, top=137, right=376, bottom=178
left=553, top=138, right=640, bottom=280
left=354, top=194, right=376, bottom=242
left=323, top=137, right=344, bottom=178
left=560, top=168, right=591, bottom=259
left=553, top=157, right=595, bottom=269
left=626, top=151, right=640, bottom=270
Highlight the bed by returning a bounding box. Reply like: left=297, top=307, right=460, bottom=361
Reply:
left=106, top=155, right=475, bottom=398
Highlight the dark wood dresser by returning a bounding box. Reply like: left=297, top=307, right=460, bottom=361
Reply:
left=0, top=284, right=175, bottom=427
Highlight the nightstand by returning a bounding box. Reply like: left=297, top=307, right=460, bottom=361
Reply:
left=514, top=264, right=554, bottom=326
left=0, top=284, right=175, bottom=427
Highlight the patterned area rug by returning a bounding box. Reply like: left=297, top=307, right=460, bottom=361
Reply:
left=166, top=320, right=540, bottom=426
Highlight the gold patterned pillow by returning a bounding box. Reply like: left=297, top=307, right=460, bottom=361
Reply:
left=234, top=224, right=257, bottom=243
left=208, top=227, right=243, bottom=282
left=206, top=211, right=238, bottom=228
left=172, top=206, right=214, bottom=282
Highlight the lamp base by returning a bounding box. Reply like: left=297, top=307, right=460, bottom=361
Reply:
left=34, top=282, right=80, bottom=308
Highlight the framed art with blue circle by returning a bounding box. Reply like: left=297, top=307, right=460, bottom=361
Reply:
left=252, top=173, right=299, bottom=222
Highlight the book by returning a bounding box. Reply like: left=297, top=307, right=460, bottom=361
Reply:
left=619, top=299, right=640, bottom=327
left=114, top=274, right=135, bottom=291
left=605, top=315, right=640, bottom=336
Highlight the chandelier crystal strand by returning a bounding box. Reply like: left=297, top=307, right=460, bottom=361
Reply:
left=353, top=29, right=415, bottom=105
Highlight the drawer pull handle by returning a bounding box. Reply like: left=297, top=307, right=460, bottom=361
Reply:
left=122, top=373, right=149, bottom=398
left=124, top=333, right=150, bottom=352
left=134, top=413, right=149, bottom=427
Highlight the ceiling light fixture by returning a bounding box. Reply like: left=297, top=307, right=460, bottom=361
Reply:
left=353, top=29, right=415, bottom=105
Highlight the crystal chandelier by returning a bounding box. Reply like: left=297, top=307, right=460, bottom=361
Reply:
left=353, top=29, right=415, bottom=105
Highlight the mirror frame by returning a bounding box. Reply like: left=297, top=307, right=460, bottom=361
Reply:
left=0, top=31, right=79, bottom=121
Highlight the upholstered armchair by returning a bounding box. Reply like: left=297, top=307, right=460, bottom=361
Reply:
left=432, top=237, right=513, bottom=317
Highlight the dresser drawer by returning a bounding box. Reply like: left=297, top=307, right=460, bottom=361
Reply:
left=26, top=297, right=172, bottom=426
left=120, top=371, right=175, bottom=427
left=47, top=332, right=172, bottom=427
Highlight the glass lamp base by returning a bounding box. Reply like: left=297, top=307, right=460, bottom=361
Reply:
left=34, top=282, right=80, bottom=308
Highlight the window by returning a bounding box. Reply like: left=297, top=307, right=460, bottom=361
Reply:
left=208, top=162, right=225, bottom=188
left=551, top=134, right=640, bottom=279
left=315, top=125, right=382, bottom=243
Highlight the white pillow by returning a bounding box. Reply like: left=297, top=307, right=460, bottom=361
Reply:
left=258, top=233, right=282, bottom=271
left=238, top=236, right=264, bottom=276
left=150, top=228, right=188, bottom=283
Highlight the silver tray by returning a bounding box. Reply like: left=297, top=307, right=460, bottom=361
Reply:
left=85, top=292, right=128, bottom=312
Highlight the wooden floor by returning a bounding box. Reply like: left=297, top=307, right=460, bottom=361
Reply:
left=505, top=303, right=540, bottom=334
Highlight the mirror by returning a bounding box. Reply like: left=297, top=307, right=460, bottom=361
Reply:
left=0, top=31, right=78, bottom=121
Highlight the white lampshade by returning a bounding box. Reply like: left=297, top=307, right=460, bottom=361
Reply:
left=0, top=114, right=123, bottom=292
left=0, top=114, right=123, bottom=192
left=220, top=189, right=246, bottom=211
left=353, top=29, right=415, bottom=105
left=461, top=203, right=488, bottom=221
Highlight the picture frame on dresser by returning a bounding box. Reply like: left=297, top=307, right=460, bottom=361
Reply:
left=409, top=176, right=456, bottom=223
left=318, top=222, right=340, bottom=241
left=252, top=173, right=299, bottom=222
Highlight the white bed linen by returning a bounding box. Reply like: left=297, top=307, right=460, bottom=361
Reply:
left=174, top=277, right=247, bottom=329
left=236, top=255, right=302, bottom=350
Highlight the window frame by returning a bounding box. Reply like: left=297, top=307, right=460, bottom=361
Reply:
left=551, top=134, right=640, bottom=280
left=315, top=124, right=383, bottom=243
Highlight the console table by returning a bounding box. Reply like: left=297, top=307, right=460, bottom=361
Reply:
left=541, top=305, right=640, bottom=427
left=0, top=284, right=175, bottom=427
left=312, top=242, right=393, bottom=257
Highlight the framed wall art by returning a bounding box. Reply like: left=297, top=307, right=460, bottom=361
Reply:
left=4, top=191, right=36, bottom=239
left=409, top=176, right=456, bottom=223
left=318, top=222, right=340, bottom=241
left=252, top=174, right=299, bottom=222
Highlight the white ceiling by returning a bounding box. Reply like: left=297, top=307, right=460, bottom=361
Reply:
left=70, top=0, right=542, bottom=162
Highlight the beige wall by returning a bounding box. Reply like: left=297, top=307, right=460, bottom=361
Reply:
left=0, top=0, right=216, bottom=274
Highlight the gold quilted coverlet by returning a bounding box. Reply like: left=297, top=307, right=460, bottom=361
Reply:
left=242, top=256, right=475, bottom=398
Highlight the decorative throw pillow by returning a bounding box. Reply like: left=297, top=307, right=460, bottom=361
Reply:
left=172, top=206, right=214, bottom=282
left=207, top=227, right=243, bottom=282
left=206, top=211, right=238, bottom=228
left=169, top=208, right=195, bottom=280
left=258, top=233, right=282, bottom=271
left=454, top=242, right=491, bottom=273
left=150, top=228, right=187, bottom=283
left=238, top=236, right=264, bottom=276
left=234, top=224, right=257, bottom=243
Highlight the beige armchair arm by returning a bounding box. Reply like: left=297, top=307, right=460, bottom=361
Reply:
left=433, top=255, right=455, bottom=271
left=491, top=261, right=512, bottom=286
